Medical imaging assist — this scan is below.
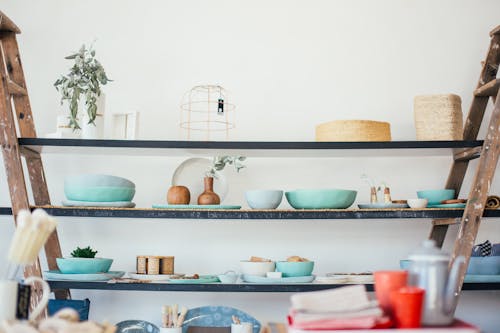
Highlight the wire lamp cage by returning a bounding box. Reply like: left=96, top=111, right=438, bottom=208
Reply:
left=180, top=85, right=235, bottom=141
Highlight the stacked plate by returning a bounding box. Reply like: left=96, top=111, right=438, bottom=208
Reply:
left=62, top=174, right=136, bottom=208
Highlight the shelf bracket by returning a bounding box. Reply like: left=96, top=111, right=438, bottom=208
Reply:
left=453, top=146, right=482, bottom=162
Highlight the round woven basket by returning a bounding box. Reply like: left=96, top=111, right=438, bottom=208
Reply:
left=315, top=120, right=391, bottom=142
left=414, top=94, right=463, bottom=140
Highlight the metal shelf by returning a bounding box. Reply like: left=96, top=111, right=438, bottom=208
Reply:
left=19, top=138, right=483, bottom=158
left=47, top=281, right=499, bottom=292
left=1, top=206, right=500, bottom=219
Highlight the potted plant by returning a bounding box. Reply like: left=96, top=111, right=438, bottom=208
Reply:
left=54, top=44, right=111, bottom=138
left=198, top=156, right=246, bottom=205
left=56, top=246, right=113, bottom=274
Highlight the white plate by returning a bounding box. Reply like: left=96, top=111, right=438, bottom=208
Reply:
left=127, top=272, right=185, bottom=281
left=44, top=270, right=125, bottom=281
left=242, top=274, right=315, bottom=283
left=358, top=203, right=409, bottom=209
left=172, top=158, right=228, bottom=205
left=325, top=273, right=374, bottom=283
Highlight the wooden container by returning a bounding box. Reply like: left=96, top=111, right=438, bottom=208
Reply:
left=160, top=256, right=175, bottom=274
left=136, top=256, right=147, bottom=274
left=414, top=94, right=463, bottom=140
left=146, top=256, right=160, bottom=275
left=315, top=120, right=391, bottom=142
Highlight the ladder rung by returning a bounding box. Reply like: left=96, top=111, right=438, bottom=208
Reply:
left=454, top=146, right=482, bottom=162
left=490, top=25, right=500, bottom=37
left=7, top=80, right=27, bottom=96
left=474, top=78, right=500, bottom=97
left=0, top=11, right=20, bottom=33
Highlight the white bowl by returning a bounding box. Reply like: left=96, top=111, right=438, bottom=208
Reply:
left=407, top=198, right=428, bottom=209
left=245, top=190, right=283, bottom=209
left=239, top=260, right=276, bottom=276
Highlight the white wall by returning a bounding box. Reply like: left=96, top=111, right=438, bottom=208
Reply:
left=1, top=0, right=500, bottom=331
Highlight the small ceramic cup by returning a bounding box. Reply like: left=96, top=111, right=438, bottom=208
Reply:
left=218, top=270, right=238, bottom=284
left=407, top=198, right=428, bottom=209
left=160, top=327, right=182, bottom=333
left=231, top=323, right=252, bottom=333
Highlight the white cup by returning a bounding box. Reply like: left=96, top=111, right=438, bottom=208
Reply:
left=0, top=277, right=50, bottom=321
left=231, top=323, right=252, bottom=333
left=160, top=328, right=182, bottom=333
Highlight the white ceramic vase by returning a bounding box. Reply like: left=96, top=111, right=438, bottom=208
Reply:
left=81, top=93, right=106, bottom=139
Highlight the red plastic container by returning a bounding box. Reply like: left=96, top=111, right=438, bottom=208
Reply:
left=391, top=286, right=425, bottom=328
left=373, top=270, right=408, bottom=316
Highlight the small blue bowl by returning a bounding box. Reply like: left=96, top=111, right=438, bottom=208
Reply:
left=245, top=190, right=283, bottom=209
left=56, top=257, right=113, bottom=274
left=466, top=256, right=500, bottom=275
left=276, top=261, right=314, bottom=277
left=417, top=189, right=455, bottom=205
left=400, top=259, right=411, bottom=270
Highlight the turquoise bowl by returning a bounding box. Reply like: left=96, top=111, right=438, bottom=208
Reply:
left=285, top=189, right=357, bottom=209
left=56, top=257, right=113, bottom=274
left=276, top=261, right=314, bottom=277
left=400, top=259, right=411, bottom=270
left=466, top=256, right=500, bottom=275
left=65, top=174, right=135, bottom=188
left=417, top=189, right=455, bottom=205
left=64, top=186, right=136, bottom=202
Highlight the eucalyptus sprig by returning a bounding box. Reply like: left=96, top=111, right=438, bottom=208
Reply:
left=70, top=246, right=98, bottom=258
left=206, top=156, right=246, bottom=178
left=54, top=44, right=111, bottom=130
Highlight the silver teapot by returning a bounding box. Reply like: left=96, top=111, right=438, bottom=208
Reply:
left=407, top=240, right=465, bottom=326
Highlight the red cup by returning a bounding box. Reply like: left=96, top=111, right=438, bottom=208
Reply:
left=373, top=270, right=408, bottom=316
left=391, top=286, right=425, bottom=328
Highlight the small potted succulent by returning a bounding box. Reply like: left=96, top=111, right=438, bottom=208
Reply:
left=54, top=44, right=111, bottom=137
left=198, top=156, right=246, bottom=205
left=56, top=246, right=113, bottom=274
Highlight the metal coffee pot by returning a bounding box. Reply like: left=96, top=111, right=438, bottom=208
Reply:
left=407, top=240, right=465, bottom=326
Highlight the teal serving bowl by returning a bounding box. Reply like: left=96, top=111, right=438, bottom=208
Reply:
left=417, top=189, right=455, bottom=205
left=56, top=257, right=113, bottom=274
left=65, top=174, right=135, bottom=188
left=276, top=261, right=314, bottom=277
left=466, top=256, right=500, bottom=275
left=64, top=186, right=136, bottom=202
left=285, top=189, right=357, bottom=209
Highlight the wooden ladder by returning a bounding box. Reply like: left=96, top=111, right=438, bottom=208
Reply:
left=0, top=11, right=69, bottom=302
left=429, top=26, right=500, bottom=293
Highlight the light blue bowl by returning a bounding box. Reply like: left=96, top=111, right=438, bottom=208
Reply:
left=285, top=189, right=357, bottom=209
left=56, top=257, right=113, bottom=274
left=466, top=256, right=500, bottom=275
left=245, top=190, right=283, bottom=209
left=64, top=186, right=136, bottom=202
left=400, top=259, right=411, bottom=270
left=417, top=189, right=455, bottom=205
left=276, top=261, right=314, bottom=277
left=65, top=174, right=135, bottom=188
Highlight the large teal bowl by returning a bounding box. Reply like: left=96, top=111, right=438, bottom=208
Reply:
left=64, top=186, right=136, bottom=202
left=276, top=261, right=314, bottom=277
left=417, top=189, right=455, bottom=205
left=65, top=174, right=135, bottom=188
left=285, top=189, right=357, bottom=209
left=56, top=257, right=113, bottom=274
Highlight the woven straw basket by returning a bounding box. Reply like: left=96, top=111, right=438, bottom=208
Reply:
left=414, top=94, right=463, bottom=140
left=315, top=120, right=391, bottom=142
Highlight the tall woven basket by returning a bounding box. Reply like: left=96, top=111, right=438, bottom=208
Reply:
left=414, top=94, right=463, bottom=140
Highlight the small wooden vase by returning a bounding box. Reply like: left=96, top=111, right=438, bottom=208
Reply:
left=197, top=177, right=220, bottom=205
left=167, top=185, right=191, bottom=204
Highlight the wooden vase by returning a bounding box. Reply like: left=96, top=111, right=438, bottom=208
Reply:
left=197, top=177, right=220, bottom=205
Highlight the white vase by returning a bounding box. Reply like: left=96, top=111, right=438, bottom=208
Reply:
left=81, top=94, right=105, bottom=139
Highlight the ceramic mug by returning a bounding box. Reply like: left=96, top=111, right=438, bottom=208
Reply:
left=231, top=323, right=252, bottom=333
left=0, top=277, right=51, bottom=321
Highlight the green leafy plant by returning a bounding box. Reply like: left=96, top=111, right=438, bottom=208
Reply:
left=54, top=44, right=111, bottom=130
left=206, top=156, right=246, bottom=178
left=70, top=246, right=98, bottom=258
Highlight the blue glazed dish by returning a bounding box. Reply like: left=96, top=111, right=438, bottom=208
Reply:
left=285, top=189, right=357, bottom=209
left=275, top=261, right=314, bottom=277
left=56, top=257, right=113, bottom=274
left=65, top=174, right=135, bottom=188
left=64, top=186, right=136, bottom=202
left=182, top=306, right=260, bottom=333
left=416, top=189, right=455, bottom=205
left=466, top=256, right=500, bottom=275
